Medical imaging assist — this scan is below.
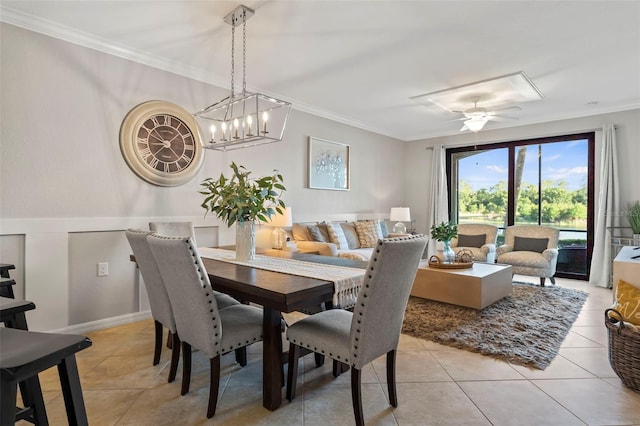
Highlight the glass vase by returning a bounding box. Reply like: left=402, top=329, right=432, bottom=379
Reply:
left=235, top=221, right=256, bottom=261
left=443, top=240, right=456, bottom=263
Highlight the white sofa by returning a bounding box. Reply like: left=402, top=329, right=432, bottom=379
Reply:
left=287, top=220, right=391, bottom=261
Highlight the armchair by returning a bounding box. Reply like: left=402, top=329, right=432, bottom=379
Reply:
left=451, top=223, right=498, bottom=263
left=496, top=225, right=560, bottom=286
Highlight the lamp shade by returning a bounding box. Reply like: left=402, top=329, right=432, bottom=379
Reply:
left=264, top=207, right=292, bottom=227
left=390, top=207, right=411, bottom=222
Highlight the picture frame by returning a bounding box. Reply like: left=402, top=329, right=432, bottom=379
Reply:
left=308, top=137, right=350, bottom=190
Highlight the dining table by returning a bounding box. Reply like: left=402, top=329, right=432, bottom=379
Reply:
left=201, top=255, right=354, bottom=411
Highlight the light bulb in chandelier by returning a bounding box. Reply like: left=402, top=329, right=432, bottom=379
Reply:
left=193, top=5, right=291, bottom=151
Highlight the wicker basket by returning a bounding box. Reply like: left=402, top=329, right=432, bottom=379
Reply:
left=605, top=308, right=640, bottom=392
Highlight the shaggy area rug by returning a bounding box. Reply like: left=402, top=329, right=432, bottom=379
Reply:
left=401, top=281, right=588, bottom=370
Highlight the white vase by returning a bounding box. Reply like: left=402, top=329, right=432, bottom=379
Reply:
left=235, top=221, right=256, bottom=261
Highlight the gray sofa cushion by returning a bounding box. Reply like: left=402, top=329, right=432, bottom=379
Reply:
left=307, top=224, right=329, bottom=242
left=514, top=236, right=548, bottom=253
left=457, top=233, right=486, bottom=248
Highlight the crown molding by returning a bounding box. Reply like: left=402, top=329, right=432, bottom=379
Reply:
left=0, top=5, right=401, bottom=141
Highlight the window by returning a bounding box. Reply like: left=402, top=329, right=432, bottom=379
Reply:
left=446, top=133, right=594, bottom=280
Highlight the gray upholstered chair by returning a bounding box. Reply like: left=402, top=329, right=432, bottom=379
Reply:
left=149, top=222, right=240, bottom=310
left=450, top=223, right=498, bottom=263
left=147, top=234, right=264, bottom=419
left=125, top=229, right=181, bottom=382
left=496, top=225, right=560, bottom=286
left=285, top=234, right=428, bottom=426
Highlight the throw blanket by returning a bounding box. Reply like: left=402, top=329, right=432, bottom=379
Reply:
left=198, top=248, right=364, bottom=309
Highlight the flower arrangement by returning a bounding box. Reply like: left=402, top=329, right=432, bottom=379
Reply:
left=430, top=221, right=458, bottom=242
left=199, top=162, right=286, bottom=226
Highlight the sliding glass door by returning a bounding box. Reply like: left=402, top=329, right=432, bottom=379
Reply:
left=447, top=133, right=594, bottom=279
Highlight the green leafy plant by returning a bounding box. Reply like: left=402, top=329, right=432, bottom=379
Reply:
left=430, top=221, right=458, bottom=242
left=628, top=201, right=640, bottom=234
left=199, top=162, right=286, bottom=227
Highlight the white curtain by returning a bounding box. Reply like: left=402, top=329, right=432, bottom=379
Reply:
left=589, top=124, right=620, bottom=288
left=426, top=145, right=450, bottom=257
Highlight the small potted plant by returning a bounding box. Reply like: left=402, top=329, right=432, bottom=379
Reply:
left=628, top=201, right=640, bottom=244
left=200, top=162, right=286, bottom=260
left=430, top=221, right=458, bottom=263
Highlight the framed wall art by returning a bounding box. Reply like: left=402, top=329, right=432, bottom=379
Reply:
left=308, top=137, right=350, bottom=190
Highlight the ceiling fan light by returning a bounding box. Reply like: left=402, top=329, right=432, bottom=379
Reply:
left=464, top=117, right=488, bottom=132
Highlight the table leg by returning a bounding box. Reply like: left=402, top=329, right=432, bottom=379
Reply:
left=262, top=307, right=283, bottom=411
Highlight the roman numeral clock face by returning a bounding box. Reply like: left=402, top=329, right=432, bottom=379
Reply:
left=120, top=101, right=204, bottom=187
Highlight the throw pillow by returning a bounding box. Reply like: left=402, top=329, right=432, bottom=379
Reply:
left=611, top=279, right=640, bottom=326
left=513, top=236, right=548, bottom=253
left=326, top=222, right=349, bottom=250
left=379, top=220, right=389, bottom=237
left=340, top=222, right=361, bottom=249
left=457, top=234, right=486, bottom=248
left=307, top=225, right=328, bottom=242
left=354, top=220, right=383, bottom=248
left=292, top=223, right=310, bottom=241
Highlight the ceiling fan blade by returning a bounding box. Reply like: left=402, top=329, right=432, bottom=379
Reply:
left=491, top=105, right=522, bottom=112
left=489, top=114, right=519, bottom=122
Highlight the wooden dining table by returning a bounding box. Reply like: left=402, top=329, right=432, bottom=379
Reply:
left=201, top=257, right=341, bottom=411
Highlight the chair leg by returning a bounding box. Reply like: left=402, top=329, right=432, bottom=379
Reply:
left=287, top=343, right=300, bottom=402
left=181, top=342, right=192, bottom=395
left=387, top=350, right=398, bottom=407
left=351, top=367, right=365, bottom=426
left=540, top=277, right=546, bottom=287
left=153, top=320, right=163, bottom=366
left=58, top=355, right=89, bottom=426
left=1, top=380, right=17, bottom=426
left=314, top=352, right=325, bottom=367
left=235, top=347, right=247, bottom=367
left=550, top=276, right=556, bottom=285
left=167, top=333, right=180, bottom=383
left=333, top=360, right=350, bottom=377
left=286, top=343, right=300, bottom=401
left=206, top=356, right=221, bottom=419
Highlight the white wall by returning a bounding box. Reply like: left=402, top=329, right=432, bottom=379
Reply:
left=0, top=23, right=404, bottom=331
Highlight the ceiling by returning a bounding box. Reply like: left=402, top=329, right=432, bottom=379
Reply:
left=2, top=0, right=639, bottom=141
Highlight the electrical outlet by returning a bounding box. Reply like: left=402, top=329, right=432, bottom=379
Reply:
left=97, top=262, right=109, bottom=277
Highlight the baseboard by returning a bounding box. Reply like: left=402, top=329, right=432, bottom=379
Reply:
left=49, top=311, right=152, bottom=334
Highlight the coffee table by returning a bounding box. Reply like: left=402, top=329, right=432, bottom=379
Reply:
left=411, top=261, right=512, bottom=309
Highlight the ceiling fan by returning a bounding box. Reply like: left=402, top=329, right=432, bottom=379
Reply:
left=452, top=99, right=522, bottom=132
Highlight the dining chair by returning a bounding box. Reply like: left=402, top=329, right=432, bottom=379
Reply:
left=148, top=222, right=241, bottom=310
left=285, top=234, right=428, bottom=426
left=147, top=233, right=265, bottom=419
left=126, top=229, right=182, bottom=382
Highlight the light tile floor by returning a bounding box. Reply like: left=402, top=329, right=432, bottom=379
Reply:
left=20, top=276, right=640, bottom=425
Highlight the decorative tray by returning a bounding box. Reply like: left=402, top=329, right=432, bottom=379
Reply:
left=427, top=255, right=473, bottom=269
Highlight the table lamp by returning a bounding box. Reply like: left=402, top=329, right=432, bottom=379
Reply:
left=390, top=207, right=410, bottom=234
left=265, top=207, right=292, bottom=249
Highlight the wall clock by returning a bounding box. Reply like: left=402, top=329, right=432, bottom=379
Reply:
left=120, top=100, right=205, bottom=187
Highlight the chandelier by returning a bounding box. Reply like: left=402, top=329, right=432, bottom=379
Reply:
left=193, top=5, right=291, bottom=151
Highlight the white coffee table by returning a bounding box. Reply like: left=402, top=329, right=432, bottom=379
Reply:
left=411, top=261, right=513, bottom=309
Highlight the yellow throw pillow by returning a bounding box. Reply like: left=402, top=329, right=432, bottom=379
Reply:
left=612, top=279, right=640, bottom=326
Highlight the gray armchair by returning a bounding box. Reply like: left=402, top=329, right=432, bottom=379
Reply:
left=496, top=225, right=560, bottom=286
left=451, top=223, right=498, bottom=263
left=147, top=234, right=264, bottom=419
left=285, top=234, right=428, bottom=426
